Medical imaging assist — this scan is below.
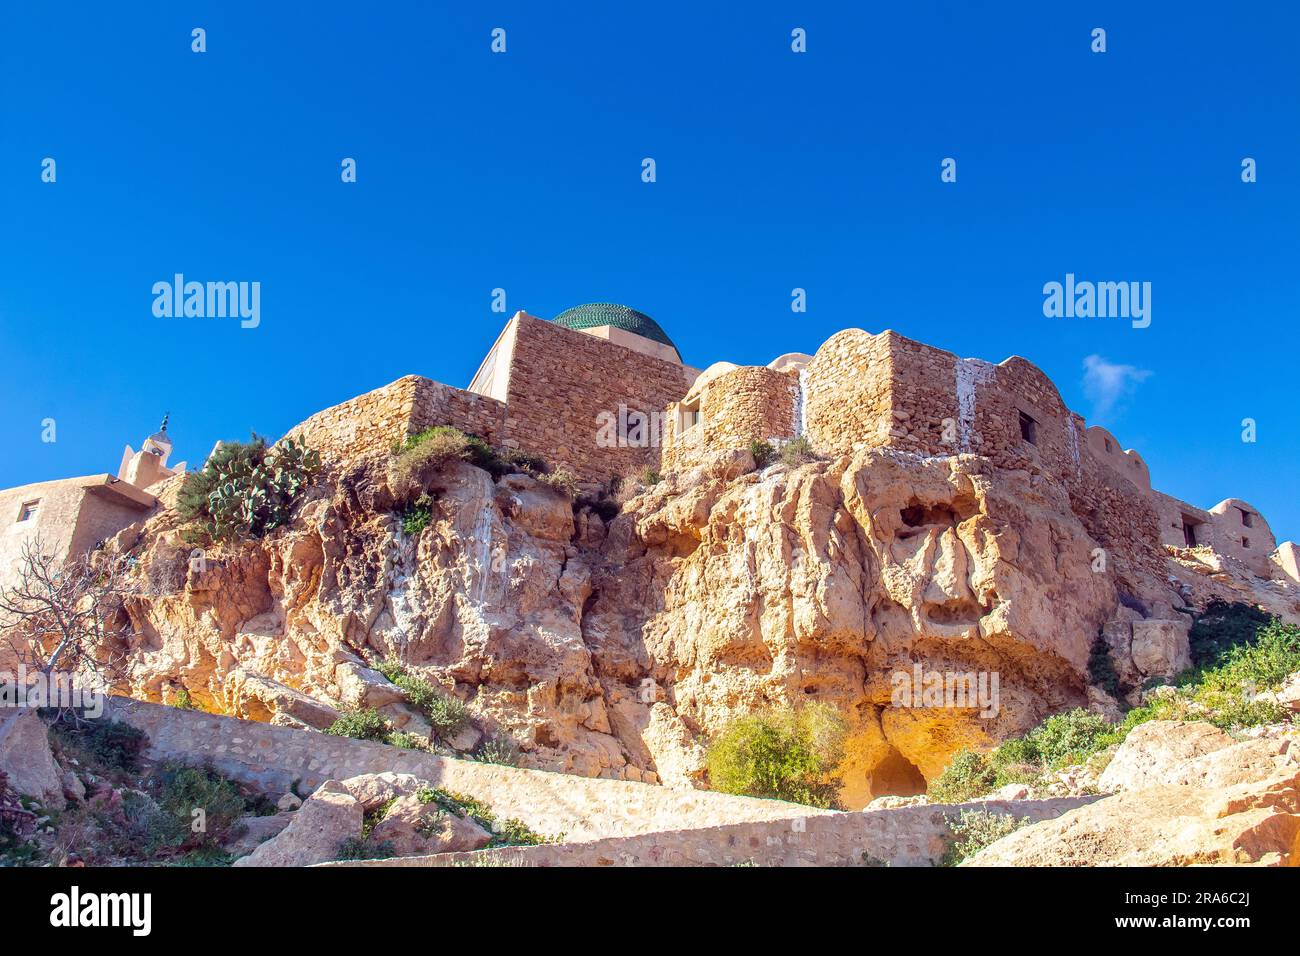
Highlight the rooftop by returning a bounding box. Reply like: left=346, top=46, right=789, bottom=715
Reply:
left=552, top=303, right=677, bottom=353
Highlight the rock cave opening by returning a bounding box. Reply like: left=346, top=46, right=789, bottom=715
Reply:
left=864, top=745, right=928, bottom=800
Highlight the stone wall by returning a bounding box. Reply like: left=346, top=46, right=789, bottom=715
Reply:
left=409, top=377, right=507, bottom=445
left=662, top=365, right=799, bottom=469
left=326, top=794, right=1099, bottom=867
left=104, top=698, right=823, bottom=841
left=284, top=376, right=425, bottom=464
left=272, top=316, right=1286, bottom=588
left=1207, top=498, right=1276, bottom=575
left=498, top=315, right=695, bottom=483
left=284, top=375, right=507, bottom=468
left=803, top=329, right=895, bottom=454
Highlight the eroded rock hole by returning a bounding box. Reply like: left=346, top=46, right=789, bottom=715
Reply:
left=865, top=745, right=928, bottom=799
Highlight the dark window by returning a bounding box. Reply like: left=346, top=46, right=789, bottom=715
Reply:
left=1240, top=509, right=1254, bottom=528
left=1242, top=537, right=1250, bottom=549
left=17, top=500, right=39, bottom=522
left=1018, top=411, right=1037, bottom=445
left=1182, top=521, right=1198, bottom=547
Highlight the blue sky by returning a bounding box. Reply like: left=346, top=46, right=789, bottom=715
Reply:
left=1, top=2, right=1297, bottom=540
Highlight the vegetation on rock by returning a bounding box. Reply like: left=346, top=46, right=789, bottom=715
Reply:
left=324, top=708, right=392, bottom=743
left=178, top=434, right=321, bottom=544
left=941, top=809, right=1030, bottom=866
left=930, top=612, right=1300, bottom=803
left=414, top=787, right=559, bottom=848
left=375, top=661, right=472, bottom=744
left=705, top=702, right=847, bottom=808
left=748, top=439, right=777, bottom=469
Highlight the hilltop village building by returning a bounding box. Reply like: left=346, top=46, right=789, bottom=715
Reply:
left=2, top=304, right=1297, bottom=591
left=0, top=420, right=186, bottom=594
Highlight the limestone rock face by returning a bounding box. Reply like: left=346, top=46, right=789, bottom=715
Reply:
left=0, top=710, right=65, bottom=810
left=367, top=794, right=492, bottom=856
left=101, top=446, right=1298, bottom=808
left=340, top=772, right=424, bottom=811
left=966, top=770, right=1300, bottom=866
left=222, top=813, right=292, bottom=858
left=232, top=780, right=362, bottom=867
left=1098, top=720, right=1297, bottom=792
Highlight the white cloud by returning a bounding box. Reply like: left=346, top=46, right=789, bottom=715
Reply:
left=1081, top=354, right=1152, bottom=419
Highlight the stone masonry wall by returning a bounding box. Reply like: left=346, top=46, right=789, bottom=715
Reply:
left=661, top=366, right=799, bottom=470
left=803, top=329, right=895, bottom=454
left=284, top=376, right=423, bottom=464
left=408, top=377, right=507, bottom=446
left=499, top=315, right=695, bottom=484
left=284, top=375, right=507, bottom=468
left=328, top=794, right=1098, bottom=868
left=104, top=697, right=820, bottom=842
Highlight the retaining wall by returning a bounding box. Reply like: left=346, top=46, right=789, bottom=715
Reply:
left=323, top=795, right=1100, bottom=867
left=104, top=697, right=825, bottom=842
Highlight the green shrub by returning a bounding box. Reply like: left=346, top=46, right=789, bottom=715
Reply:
left=171, top=687, right=196, bottom=710
left=930, top=614, right=1300, bottom=803
left=1113, top=617, right=1300, bottom=732
left=748, top=440, right=776, bottom=469
left=638, top=467, right=662, bottom=486
left=401, top=493, right=434, bottom=536
left=1188, top=600, right=1274, bottom=670
left=941, top=809, right=1028, bottom=866
left=325, top=708, right=391, bottom=742
left=779, top=437, right=816, bottom=465
left=705, top=703, right=847, bottom=808
left=1087, top=633, right=1122, bottom=697
left=155, top=763, right=248, bottom=850
left=392, top=427, right=471, bottom=494
left=375, top=662, right=472, bottom=743
left=336, top=837, right=396, bottom=861
left=472, top=735, right=522, bottom=767
left=178, top=435, right=321, bottom=544
left=393, top=427, right=548, bottom=490
left=536, top=468, right=579, bottom=499
left=461, top=433, right=509, bottom=478
left=501, top=448, right=550, bottom=475
left=930, top=709, right=1114, bottom=803
left=927, top=749, right=999, bottom=804
left=414, top=787, right=558, bottom=847
left=1001, top=708, right=1115, bottom=769
left=50, top=717, right=150, bottom=775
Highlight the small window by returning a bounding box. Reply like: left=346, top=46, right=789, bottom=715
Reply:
left=1018, top=411, right=1037, bottom=445
left=17, top=500, right=40, bottom=523
left=677, top=401, right=701, bottom=437
left=1103, top=437, right=1113, bottom=453
left=1182, top=520, right=1198, bottom=547
left=1242, top=537, right=1250, bottom=549
left=1240, top=509, right=1254, bottom=528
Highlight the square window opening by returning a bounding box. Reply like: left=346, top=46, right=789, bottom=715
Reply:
left=1018, top=411, right=1038, bottom=445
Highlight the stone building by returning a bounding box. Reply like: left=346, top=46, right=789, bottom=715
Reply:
left=4, top=304, right=1295, bottom=596
left=283, top=303, right=1298, bottom=587
left=285, top=305, right=699, bottom=482
left=0, top=420, right=183, bottom=594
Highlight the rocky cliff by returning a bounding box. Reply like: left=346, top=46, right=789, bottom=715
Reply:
left=102, top=445, right=1300, bottom=809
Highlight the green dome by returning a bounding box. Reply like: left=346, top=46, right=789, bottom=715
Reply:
left=552, top=303, right=678, bottom=353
